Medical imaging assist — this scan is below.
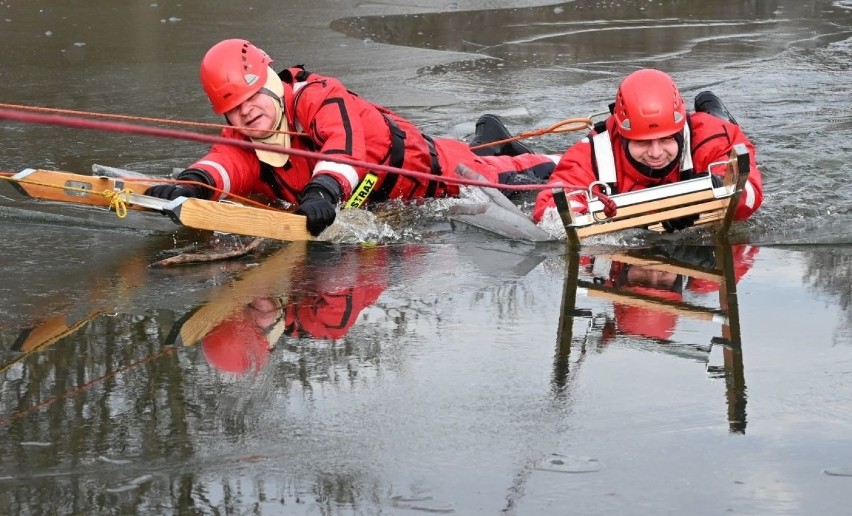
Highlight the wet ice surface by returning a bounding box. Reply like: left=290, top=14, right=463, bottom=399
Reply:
left=2, top=240, right=850, bottom=514
left=1, top=0, right=851, bottom=515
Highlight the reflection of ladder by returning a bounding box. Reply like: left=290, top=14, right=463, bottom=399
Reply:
left=553, top=144, right=751, bottom=246
left=556, top=243, right=747, bottom=433
left=580, top=250, right=730, bottom=326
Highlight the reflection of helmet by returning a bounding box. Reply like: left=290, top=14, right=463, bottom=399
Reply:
left=200, top=39, right=273, bottom=114
left=201, top=314, right=270, bottom=375
left=614, top=285, right=682, bottom=341
left=613, top=69, right=686, bottom=140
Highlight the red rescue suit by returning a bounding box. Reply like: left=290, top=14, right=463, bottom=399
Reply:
left=189, top=67, right=556, bottom=205
left=533, top=113, right=764, bottom=223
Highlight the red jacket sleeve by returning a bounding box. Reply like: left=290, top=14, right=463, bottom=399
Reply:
left=187, top=127, right=285, bottom=202
left=689, top=113, right=764, bottom=221
left=532, top=137, right=599, bottom=223
left=292, top=76, right=385, bottom=200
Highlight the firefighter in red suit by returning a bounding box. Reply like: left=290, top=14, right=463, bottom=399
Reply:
left=533, top=69, right=764, bottom=231
left=145, top=39, right=559, bottom=236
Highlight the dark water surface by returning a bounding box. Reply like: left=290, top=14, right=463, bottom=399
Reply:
left=1, top=1, right=851, bottom=514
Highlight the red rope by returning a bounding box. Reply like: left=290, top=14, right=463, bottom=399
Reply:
left=0, top=107, right=583, bottom=193
left=0, top=102, right=305, bottom=138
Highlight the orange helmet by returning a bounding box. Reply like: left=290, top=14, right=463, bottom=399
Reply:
left=613, top=69, right=686, bottom=140
left=201, top=314, right=270, bottom=375
left=200, top=39, right=273, bottom=114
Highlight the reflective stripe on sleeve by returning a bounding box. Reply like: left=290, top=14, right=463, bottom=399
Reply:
left=196, top=160, right=231, bottom=197
left=315, top=160, right=360, bottom=190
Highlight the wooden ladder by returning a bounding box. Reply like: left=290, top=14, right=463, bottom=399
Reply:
left=553, top=143, right=751, bottom=246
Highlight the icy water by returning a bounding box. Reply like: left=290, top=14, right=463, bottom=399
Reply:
left=1, top=1, right=851, bottom=515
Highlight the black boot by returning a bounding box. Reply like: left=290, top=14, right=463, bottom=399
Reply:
left=694, top=91, right=738, bottom=125
left=498, top=161, right=555, bottom=199
left=468, top=114, right=534, bottom=157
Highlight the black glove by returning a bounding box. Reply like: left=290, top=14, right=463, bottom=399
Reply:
left=662, top=213, right=700, bottom=233
left=145, top=169, right=213, bottom=200
left=296, top=176, right=342, bottom=236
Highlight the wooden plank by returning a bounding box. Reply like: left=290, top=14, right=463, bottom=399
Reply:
left=591, top=176, right=719, bottom=212
left=719, top=143, right=751, bottom=233
left=11, top=313, right=100, bottom=353
left=3, top=168, right=313, bottom=242
left=166, top=198, right=313, bottom=242
left=599, top=189, right=718, bottom=218
left=575, top=198, right=729, bottom=238
left=552, top=188, right=581, bottom=247
left=6, top=168, right=153, bottom=208
left=646, top=210, right=725, bottom=233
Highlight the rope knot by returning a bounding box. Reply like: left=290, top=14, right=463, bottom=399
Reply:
left=103, top=188, right=132, bottom=218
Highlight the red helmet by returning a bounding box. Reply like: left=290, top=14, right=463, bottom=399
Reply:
left=201, top=314, right=270, bottom=375
left=200, top=39, right=273, bottom=114
left=613, top=69, right=686, bottom=140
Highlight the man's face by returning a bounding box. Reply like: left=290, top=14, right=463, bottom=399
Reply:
left=625, top=265, right=679, bottom=290
left=225, top=90, right=279, bottom=139
left=626, top=136, right=679, bottom=169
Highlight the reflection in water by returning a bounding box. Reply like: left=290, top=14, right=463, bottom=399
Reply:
left=184, top=242, right=419, bottom=378
left=553, top=243, right=756, bottom=433
left=4, top=238, right=840, bottom=513
left=802, top=248, right=852, bottom=347
left=0, top=242, right=434, bottom=513
left=1, top=0, right=850, bottom=512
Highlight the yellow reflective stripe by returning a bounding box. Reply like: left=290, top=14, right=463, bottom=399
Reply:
left=344, top=172, right=379, bottom=209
